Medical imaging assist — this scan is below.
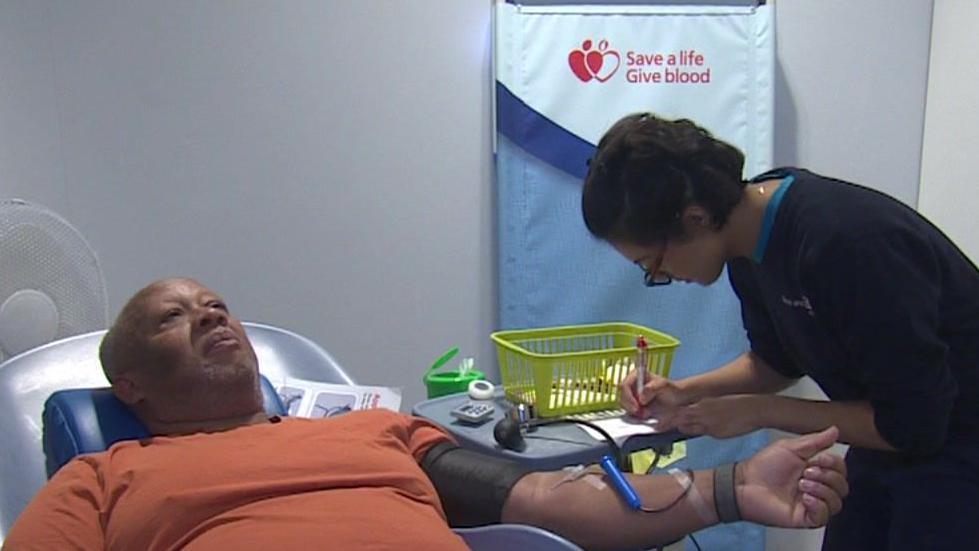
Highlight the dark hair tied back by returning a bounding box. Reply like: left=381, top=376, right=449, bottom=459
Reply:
left=581, top=113, right=746, bottom=245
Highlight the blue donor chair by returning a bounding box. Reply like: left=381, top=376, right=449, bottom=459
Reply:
left=0, top=324, right=582, bottom=551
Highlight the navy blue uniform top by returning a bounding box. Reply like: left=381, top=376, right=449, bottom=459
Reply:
left=727, top=168, right=979, bottom=455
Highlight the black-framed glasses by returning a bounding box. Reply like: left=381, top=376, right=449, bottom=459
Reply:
left=634, top=244, right=672, bottom=287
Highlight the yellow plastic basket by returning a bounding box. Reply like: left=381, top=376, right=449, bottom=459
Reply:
left=491, top=322, right=680, bottom=418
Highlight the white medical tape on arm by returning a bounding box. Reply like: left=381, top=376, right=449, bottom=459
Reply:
left=668, top=467, right=714, bottom=524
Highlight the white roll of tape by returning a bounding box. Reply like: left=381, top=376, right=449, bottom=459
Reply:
left=467, top=379, right=495, bottom=400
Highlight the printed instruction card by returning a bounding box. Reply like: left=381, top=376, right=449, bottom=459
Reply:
left=275, top=377, right=402, bottom=418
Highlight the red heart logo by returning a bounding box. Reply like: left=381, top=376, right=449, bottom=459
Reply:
left=593, top=50, right=620, bottom=82
left=586, top=50, right=604, bottom=76
left=568, top=50, right=591, bottom=82
left=569, top=39, right=620, bottom=83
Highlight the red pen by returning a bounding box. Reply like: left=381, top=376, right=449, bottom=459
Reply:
left=635, top=335, right=648, bottom=397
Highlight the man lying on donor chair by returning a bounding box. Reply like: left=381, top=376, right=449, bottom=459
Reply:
left=4, top=278, right=849, bottom=551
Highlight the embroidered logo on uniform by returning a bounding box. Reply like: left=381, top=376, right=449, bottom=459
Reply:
left=781, top=295, right=815, bottom=317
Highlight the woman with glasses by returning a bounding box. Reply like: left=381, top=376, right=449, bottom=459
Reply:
left=581, top=112, right=979, bottom=551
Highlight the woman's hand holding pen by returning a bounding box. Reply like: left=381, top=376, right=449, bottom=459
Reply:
left=619, top=370, right=690, bottom=420
left=621, top=369, right=765, bottom=436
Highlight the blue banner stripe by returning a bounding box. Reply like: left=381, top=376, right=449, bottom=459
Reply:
left=496, top=82, right=595, bottom=180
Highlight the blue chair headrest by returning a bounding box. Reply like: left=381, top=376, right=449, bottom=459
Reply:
left=42, top=375, right=285, bottom=478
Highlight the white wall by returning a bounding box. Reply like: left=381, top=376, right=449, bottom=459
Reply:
left=919, top=0, right=979, bottom=263
left=772, top=0, right=932, bottom=205
left=0, top=1, right=495, bottom=411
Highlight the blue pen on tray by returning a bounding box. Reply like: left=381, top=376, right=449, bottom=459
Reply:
left=599, top=454, right=642, bottom=511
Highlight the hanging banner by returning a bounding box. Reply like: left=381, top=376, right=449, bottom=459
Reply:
left=495, top=2, right=773, bottom=179
left=495, top=3, right=775, bottom=550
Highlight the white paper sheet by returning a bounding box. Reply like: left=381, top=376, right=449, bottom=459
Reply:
left=275, top=377, right=402, bottom=418
left=567, top=409, right=660, bottom=445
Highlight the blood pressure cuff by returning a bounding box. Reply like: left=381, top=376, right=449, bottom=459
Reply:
left=420, top=441, right=533, bottom=527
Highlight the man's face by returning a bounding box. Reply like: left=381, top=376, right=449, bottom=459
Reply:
left=118, top=278, right=262, bottom=422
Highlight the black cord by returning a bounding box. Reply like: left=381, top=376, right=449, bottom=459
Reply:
left=655, top=533, right=704, bottom=551
left=529, top=418, right=627, bottom=469
left=643, top=451, right=703, bottom=551
left=644, top=448, right=663, bottom=474
left=638, top=468, right=695, bottom=513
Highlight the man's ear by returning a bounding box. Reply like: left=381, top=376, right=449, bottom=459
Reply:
left=112, top=374, right=144, bottom=406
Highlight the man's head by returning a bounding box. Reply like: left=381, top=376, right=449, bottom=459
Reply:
left=581, top=113, right=747, bottom=285
left=100, top=278, right=263, bottom=431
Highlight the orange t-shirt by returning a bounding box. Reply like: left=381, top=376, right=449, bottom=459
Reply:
left=5, top=410, right=467, bottom=550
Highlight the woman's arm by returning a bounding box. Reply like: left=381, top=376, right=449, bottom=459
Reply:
left=669, top=394, right=896, bottom=451
left=621, top=351, right=797, bottom=418
left=677, top=351, right=797, bottom=400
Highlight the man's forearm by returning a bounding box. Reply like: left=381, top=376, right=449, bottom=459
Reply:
left=680, top=351, right=795, bottom=401
left=500, top=428, right=848, bottom=549
left=752, top=395, right=895, bottom=451
left=502, top=467, right=719, bottom=551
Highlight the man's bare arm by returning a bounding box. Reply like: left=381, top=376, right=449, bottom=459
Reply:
left=501, top=427, right=847, bottom=551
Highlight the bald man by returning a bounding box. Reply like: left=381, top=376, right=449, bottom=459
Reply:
left=6, top=278, right=848, bottom=550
